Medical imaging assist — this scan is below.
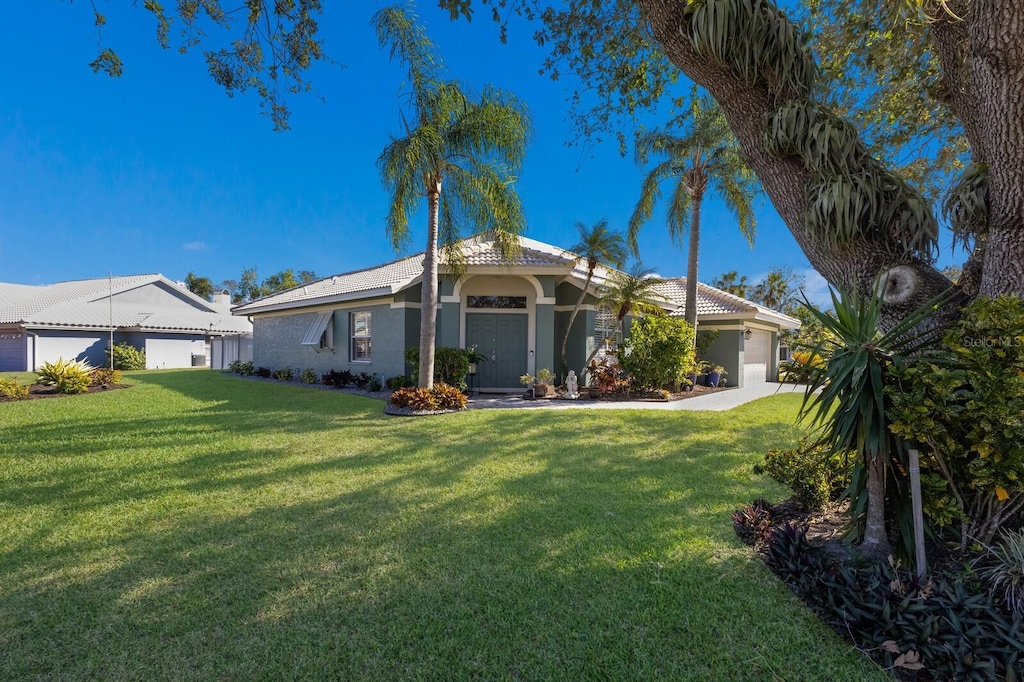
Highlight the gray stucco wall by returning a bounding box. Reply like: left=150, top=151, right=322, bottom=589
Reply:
left=703, top=328, right=743, bottom=387
left=252, top=303, right=407, bottom=380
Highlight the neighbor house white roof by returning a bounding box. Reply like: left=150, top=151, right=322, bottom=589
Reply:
left=231, top=233, right=800, bottom=330
left=0, top=274, right=252, bottom=334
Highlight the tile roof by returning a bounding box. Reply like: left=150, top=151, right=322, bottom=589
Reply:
left=653, top=278, right=801, bottom=328
left=0, top=275, right=252, bottom=334
left=233, top=235, right=575, bottom=314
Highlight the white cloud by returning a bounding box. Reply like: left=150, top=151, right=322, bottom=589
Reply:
left=182, top=241, right=206, bottom=251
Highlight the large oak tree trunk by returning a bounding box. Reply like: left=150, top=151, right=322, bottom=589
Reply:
left=636, top=0, right=964, bottom=329
left=419, top=182, right=442, bottom=389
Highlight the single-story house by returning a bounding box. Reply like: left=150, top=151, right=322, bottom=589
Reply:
left=0, top=274, right=252, bottom=371
left=232, top=235, right=799, bottom=392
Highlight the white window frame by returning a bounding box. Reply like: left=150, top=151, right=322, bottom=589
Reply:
left=350, top=311, right=371, bottom=363
left=301, top=312, right=334, bottom=352
left=594, top=305, right=621, bottom=355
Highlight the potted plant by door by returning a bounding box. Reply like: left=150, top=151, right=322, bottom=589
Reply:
left=464, top=346, right=486, bottom=376
left=532, top=368, right=555, bottom=397
left=706, top=365, right=727, bottom=388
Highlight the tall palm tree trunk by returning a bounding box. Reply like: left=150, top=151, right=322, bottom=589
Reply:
left=419, top=182, right=442, bottom=388
left=560, top=272, right=594, bottom=378
left=685, top=192, right=703, bottom=342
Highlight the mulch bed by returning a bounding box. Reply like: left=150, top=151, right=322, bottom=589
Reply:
left=1, top=382, right=131, bottom=402
left=526, top=383, right=732, bottom=402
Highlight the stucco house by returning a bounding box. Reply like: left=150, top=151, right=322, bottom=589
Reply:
left=232, top=235, right=799, bottom=392
left=0, top=274, right=252, bottom=371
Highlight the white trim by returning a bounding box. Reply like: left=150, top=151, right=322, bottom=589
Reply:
left=536, top=297, right=556, bottom=305
left=300, top=311, right=333, bottom=350
left=389, top=301, right=421, bottom=309
left=553, top=304, right=598, bottom=313
left=439, top=295, right=460, bottom=304
left=249, top=296, right=394, bottom=319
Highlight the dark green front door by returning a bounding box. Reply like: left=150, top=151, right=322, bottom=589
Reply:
left=466, top=313, right=528, bottom=388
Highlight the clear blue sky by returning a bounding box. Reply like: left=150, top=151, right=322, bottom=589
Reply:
left=0, top=2, right=957, bottom=305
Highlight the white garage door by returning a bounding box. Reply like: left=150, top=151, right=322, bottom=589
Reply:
left=743, top=330, right=771, bottom=384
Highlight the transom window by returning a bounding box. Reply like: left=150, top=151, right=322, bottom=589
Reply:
left=350, top=311, right=371, bottom=362
left=467, top=295, right=527, bottom=309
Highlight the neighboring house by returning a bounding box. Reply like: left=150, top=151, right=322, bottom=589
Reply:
left=0, top=275, right=252, bottom=371
left=232, top=235, right=799, bottom=391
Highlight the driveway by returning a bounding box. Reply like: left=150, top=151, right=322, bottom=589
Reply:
left=466, top=382, right=807, bottom=411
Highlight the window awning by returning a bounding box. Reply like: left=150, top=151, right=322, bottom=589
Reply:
left=301, top=311, right=333, bottom=348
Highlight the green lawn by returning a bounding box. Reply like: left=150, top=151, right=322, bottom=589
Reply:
left=0, top=370, right=885, bottom=680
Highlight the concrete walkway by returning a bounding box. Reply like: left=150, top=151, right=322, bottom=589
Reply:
left=466, top=382, right=806, bottom=411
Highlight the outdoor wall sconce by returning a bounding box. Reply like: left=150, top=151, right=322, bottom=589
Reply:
left=743, top=328, right=753, bottom=340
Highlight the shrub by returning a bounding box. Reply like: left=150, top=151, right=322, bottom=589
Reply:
left=888, top=295, right=1024, bottom=547
left=385, top=375, right=412, bottom=390
left=755, top=439, right=853, bottom=511
left=618, top=316, right=696, bottom=390
left=389, top=383, right=467, bottom=411
left=229, top=360, right=254, bottom=376
left=90, top=368, right=123, bottom=387
left=107, top=343, right=146, bottom=370
left=0, top=377, right=29, bottom=400
left=366, top=375, right=383, bottom=392
left=780, top=350, right=826, bottom=382
left=353, top=372, right=372, bottom=389
left=731, top=499, right=773, bottom=546
left=272, top=367, right=294, bottom=381
left=978, top=528, right=1024, bottom=617
left=255, top=366, right=272, bottom=378
left=431, top=383, right=468, bottom=410
left=37, top=358, right=94, bottom=394
left=405, top=346, right=470, bottom=389
left=322, top=369, right=353, bottom=388
left=300, top=368, right=317, bottom=384
left=763, top=523, right=1024, bottom=679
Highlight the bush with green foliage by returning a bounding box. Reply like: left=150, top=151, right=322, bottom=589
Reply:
left=255, top=366, right=272, bottom=378
left=755, top=439, right=853, bottom=511
left=90, top=368, right=123, bottom=387
left=888, top=295, right=1024, bottom=548
left=405, top=346, right=471, bottom=389
left=322, top=369, right=354, bottom=388
left=618, top=316, right=696, bottom=390
left=978, top=528, right=1024, bottom=618
left=353, top=372, right=372, bottom=390
left=107, top=343, right=146, bottom=370
left=0, top=377, right=30, bottom=400
left=37, top=358, right=94, bottom=394
left=385, top=375, right=412, bottom=390
left=272, top=367, right=294, bottom=381
left=366, top=375, right=383, bottom=392
left=228, top=360, right=254, bottom=376
left=300, top=368, right=317, bottom=384
left=763, top=522, right=1024, bottom=679
left=389, top=383, right=467, bottom=411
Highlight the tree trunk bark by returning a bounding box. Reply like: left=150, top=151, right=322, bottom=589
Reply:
left=685, top=192, right=702, bottom=341
left=419, top=181, right=442, bottom=389
left=636, top=0, right=956, bottom=329
left=861, top=453, right=893, bottom=559
left=561, top=270, right=594, bottom=378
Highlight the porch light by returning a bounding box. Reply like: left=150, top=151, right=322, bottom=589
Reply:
left=743, top=328, right=753, bottom=340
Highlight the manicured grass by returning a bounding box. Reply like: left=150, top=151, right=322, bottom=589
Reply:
left=0, top=370, right=885, bottom=680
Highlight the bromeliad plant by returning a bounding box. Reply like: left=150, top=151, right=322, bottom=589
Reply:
left=799, top=287, right=954, bottom=561
left=36, top=358, right=95, bottom=395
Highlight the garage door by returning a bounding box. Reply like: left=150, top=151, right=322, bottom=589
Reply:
left=743, top=330, right=771, bottom=385
left=0, top=332, right=26, bottom=371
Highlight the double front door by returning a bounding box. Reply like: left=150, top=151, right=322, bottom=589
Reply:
left=466, top=313, right=528, bottom=389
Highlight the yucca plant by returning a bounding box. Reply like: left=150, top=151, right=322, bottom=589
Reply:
left=36, top=358, right=95, bottom=395
left=799, top=287, right=954, bottom=561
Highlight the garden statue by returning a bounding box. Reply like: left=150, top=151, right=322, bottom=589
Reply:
left=565, top=370, right=579, bottom=399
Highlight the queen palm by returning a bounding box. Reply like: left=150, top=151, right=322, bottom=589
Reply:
left=628, top=91, right=758, bottom=341
left=559, top=219, right=627, bottom=378
left=583, top=263, right=666, bottom=375
left=374, top=5, right=530, bottom=388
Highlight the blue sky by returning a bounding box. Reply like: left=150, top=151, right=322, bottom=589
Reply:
left=0, top=3, right=956, bottom=305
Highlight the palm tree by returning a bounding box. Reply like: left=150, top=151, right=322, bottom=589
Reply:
left=582, top=263, right=666, bottom=375
left=751, top=267, right=804, bottom=314
left=559, top=220, right=627, bottom=377
left=628, top=90, right=758, bottom=341
left=374, top=5, right=530, bottom=388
